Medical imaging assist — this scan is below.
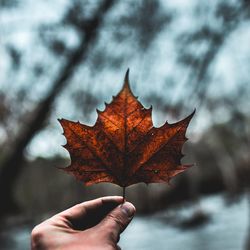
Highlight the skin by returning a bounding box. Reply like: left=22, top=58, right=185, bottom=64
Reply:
left=31, top=196, right=135, bottom=250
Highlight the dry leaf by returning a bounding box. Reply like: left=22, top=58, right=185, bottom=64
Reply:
left=59, top=70, right=194, bottom=189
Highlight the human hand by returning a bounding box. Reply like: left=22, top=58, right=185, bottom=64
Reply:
left=31, top=196, right=135, bottom=250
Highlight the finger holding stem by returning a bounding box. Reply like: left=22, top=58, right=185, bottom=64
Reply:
left=122, top=187, right=126, bottom=203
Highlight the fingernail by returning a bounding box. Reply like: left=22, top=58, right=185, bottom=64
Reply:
left=120, top=202, right=135, bottom=217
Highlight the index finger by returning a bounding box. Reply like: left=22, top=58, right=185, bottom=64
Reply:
left=57, top=196, right=124, bottom=229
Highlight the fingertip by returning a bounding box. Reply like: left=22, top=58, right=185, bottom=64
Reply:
left=59, top=196, right=124, bottom=223
left=120, top=202, right=136, bottom=218
left=101, top=196, right=124, bottom=204
left=100, top=201, right=135, bottom=233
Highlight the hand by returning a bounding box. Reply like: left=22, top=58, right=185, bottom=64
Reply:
left=31, top=196, right=135, bottom=250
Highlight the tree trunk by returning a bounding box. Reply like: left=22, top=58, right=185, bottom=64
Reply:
left=0, top=0, right=115, bottom=217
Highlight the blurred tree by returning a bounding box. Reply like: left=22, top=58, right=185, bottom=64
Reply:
left=173, top=1, right=250, bottom=247
left=0, top=0, right=18, bottom=8
left=0, top=0, right=116, bottom=216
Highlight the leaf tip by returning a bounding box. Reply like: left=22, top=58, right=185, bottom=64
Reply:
left=190, top=108, right=196, bottom=118
left=185, top=109, right=196, bottom=125
left=122, top=68, right=131, bottom=91
left=125, top=68, right=129, bottom=81
left=57, top=118, right=63, bottom=124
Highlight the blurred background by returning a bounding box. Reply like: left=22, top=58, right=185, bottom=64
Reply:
left=0, top=0, right=250, bottom=249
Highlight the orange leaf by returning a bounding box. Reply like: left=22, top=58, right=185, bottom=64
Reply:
left=59, top=70, right=195, bottom=188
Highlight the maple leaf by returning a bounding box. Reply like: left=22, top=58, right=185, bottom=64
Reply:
left=58, top=70, right=195, bottom=194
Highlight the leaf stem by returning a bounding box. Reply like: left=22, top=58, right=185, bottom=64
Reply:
left=122, top=187, right=126, bottom=203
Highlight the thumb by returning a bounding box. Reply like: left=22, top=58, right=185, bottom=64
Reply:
left=98, top=201, right=136, bottom=243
